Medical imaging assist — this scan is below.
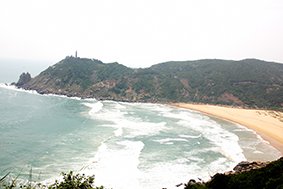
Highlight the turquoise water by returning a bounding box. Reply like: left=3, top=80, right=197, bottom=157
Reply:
left=0, top=84, right=281, bottom=189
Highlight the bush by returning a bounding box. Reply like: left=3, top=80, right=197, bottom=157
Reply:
left=0, top=171, right=104, bottom=189
left=48, top=171, right=103, bottom=189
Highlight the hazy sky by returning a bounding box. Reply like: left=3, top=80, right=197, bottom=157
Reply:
left=1, top=0, right=283, bottom=68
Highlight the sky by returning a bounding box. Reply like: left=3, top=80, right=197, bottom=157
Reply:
left=0, top=0, right=283, bottom=68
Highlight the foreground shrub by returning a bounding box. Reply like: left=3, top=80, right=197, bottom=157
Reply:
left=48, top=171, right=104, bottom=189
left=0, top=171, right=104, bottom=189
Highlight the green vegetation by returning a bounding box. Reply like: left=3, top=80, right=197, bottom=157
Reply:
left=17, top=57, right=283, bottom=109
left=49, top=171, right=104, bottom=189
left=151, top=59, right=283, bottom=108
left=0, top=171, right=104, bottom=189
left=184, top=157, right=283, bottom=189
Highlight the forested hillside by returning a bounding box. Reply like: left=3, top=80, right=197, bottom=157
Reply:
left=16, top=56, right=283, bottom=109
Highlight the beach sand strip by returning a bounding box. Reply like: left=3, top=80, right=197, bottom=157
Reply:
left=173, top=103, right=283, bottom=154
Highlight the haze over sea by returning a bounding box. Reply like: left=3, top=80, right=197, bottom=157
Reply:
left=0, top=61, right=281, bottom=189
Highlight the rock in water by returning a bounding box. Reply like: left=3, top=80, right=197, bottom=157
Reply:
left=16, top=72, right=31, bottom=87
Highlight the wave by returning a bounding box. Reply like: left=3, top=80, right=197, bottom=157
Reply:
left=153, top=138, right=188, bottom=145
left=138, top=155, right=236, bottom=189
left=82, top=140, right=144, bottom=189
left=162, top=110, right=246, bottom=163
left=0, top=83, right=38, bottom=94
left=179, top=134, right=202, bottom=139
left=232, top=124, right=282, bottom=160
left=0, top=83, right=96, bottom=101
left=86, top=101, right=168, bottom=137
left=138, top=159, right=200, bottom=189
left=232, top=124, right=272, bottom=144
left=114, top=127, right=123, bottom=137
left=99, top=119, right=167, bottom=138
left=83, top=101, right=104, bottom=115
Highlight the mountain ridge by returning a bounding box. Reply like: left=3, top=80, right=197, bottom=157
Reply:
left=15, top=56, right=283, bottom=110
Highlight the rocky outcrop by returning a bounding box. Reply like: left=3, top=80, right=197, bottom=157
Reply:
left=223, top=160, right=269, bottom=175
left=184, top=157, right=283, bottom=189
left=16, top=72, right=31, bottom=87
left=232, top=161, right=268, bottom=173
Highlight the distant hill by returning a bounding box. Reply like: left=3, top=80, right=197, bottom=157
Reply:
left=16, top=56, right=283, bottom=109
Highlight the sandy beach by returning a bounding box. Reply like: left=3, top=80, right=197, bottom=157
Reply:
left=174, top=103, right=283, bottom=155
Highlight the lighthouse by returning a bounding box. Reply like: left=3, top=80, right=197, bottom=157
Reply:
left=75, top=51, right=78, bottom=58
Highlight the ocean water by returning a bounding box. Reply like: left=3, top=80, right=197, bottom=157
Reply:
left=0, top=84, right=281, bottom=189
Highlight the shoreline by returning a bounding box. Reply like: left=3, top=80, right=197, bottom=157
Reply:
left=173, top=103, right=283, bottom=155
left=2, top=83, right=283, bottom=155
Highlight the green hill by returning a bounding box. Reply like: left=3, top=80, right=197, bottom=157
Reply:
left=16, top=56, right=283, bottom=109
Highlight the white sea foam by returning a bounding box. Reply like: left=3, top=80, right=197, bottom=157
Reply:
left=44, top=93, right=83, bottom=101
left=83, top=101, right=104, bottom=115
left=138, top=157, right=218, bottom=189
left=114, top=127, right=123, bottom=136
left=206, top=157, right=235, bottom=176
left=0, top=83, right=88, bottom=101
left=0, top=83, right=38, bottom=94
left=231, top=124, right=282, bottom=160
left=114, top=102, right=127, bottom=109
left=82, top=140, right=144, bottom=189
left=163, top=110, right=246, bottom=163
left=116, top=101, right=173, bottom=115
left=153, top=138, right=188, bottom=144
left=99, top=119, right=167, bottom=138
left=86, top=102, right=168, bottom=137
left=81, top=103, right=248, bottom=188
left=234, top=124, right=272, bottom=145
left=138, top=103, right=173, bottom=113
left=179, top=134, right=202, bottom=139
left=82, top=102, right=249, bottom=188
left=181, top=119, right=245, bottom=162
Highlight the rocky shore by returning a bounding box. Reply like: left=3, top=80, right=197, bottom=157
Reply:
left=183, top=157, right=283, bottom=189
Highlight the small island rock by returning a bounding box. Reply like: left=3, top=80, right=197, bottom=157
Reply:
left=16, top=72, right=31, bottom=87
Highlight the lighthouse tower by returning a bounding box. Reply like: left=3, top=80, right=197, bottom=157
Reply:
left=75, top=51, right=78, bottom=58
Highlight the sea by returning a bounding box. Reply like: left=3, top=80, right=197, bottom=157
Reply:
left=0, top=60, right=281, bottom=189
